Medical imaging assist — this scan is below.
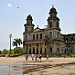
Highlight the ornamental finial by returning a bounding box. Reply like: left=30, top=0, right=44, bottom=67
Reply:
left=52, top=5, right=54, bottom=8
left=37, top=25, right=39, bottom=28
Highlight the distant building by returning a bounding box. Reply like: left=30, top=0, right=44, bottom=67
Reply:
left=23, top=5, right=75, bottom=55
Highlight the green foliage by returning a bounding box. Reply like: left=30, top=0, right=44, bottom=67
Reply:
left=14, top=47, right=23, bottom=54
left=8, top=50, right=14, bottom=54
left=2, top=49, right=8, bottom=54
left=43, top=34, right=51, bottom=44
left=12, top=38, right=22, bottom=47
left=0, top=54, right=5, bottom=57
left=10, top=54, right=20, bottom=57
left=12, top=41, right=18, bottom=47
left=17, top=38, right=22, bottom=47
left=11, top=50, right=14, bottom=54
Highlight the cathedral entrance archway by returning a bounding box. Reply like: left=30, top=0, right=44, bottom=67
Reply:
left=36, top=48, right=38, bottom=54
left=40, top=47, right=42, bottom=54
left=33, top=48, right=35, bottom=54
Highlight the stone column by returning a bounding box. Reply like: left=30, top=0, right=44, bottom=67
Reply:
left=25, top=44, right=28, bottom=54
left=35, top=34, right=36, bottom=40
left=74, top=44, right=75, bottom=53
left=31, top=44, right=33, bottom=54
left=28, top=44, right=29, bottom=54
left=23, top=45, right=25, bottom=54
left=54, top=30, right=55, bottom=38
left=43, top=43, right=45, bottom=54
left=38, top=34, right=40, bottom=39
left=53, top=42, right=56, bottom=53
left=25, top=44, right=27, bottom=53
left=39, top=44, right=41, bottom=54
left=35, top=44, right=37, bottom=54
left=53, top=31, right=54, bottom=38
left=59, top=44, right=61, bottom=53
left=55, top=31, right=56, bottom=38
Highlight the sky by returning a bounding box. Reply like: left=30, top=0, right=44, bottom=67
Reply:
left=0, top=0, right=75, bottom=50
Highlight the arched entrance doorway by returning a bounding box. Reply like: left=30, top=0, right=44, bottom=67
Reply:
left=36, top=48, right=38, bottom=54
left=29, top=49, right=31, bottom=54
left=33, top=48, right=35, bottom=54
left=40, top=47, right=42, bottom=54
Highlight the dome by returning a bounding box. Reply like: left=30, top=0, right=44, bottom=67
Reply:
left=27, top=14, right=32, bottom=20
left=49, top=5, right=57, bottom=14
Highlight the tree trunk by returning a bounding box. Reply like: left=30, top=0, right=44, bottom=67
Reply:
left=46, top=43, right=49, bottom=55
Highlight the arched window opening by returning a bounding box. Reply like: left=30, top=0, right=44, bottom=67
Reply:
left=40, top=47, right=42, bottom=54
left=36, top=48, right=38, bottom=54
left=36, top=34, right=38, bottom=40
left=40, top=34, right=42, bottom=39
left=57, top=22, right=59, bottom=28
left=25, top=35, right=27, bottom=40
left=50, top=22, right=52, bottom=28
left=64, top=49, right=66, bottom=54
left=71, top=37, right=73, bottom=41
left=33, top=48, right=35, bottom=54
left=57, top=32, right=59, bottom=38
left=50, top=47, right=52, bottom=53
left=50, top=32, right=52, bottom=38
left=33, top=34, right=35, bottom=40
left=65, top=37, right=68, bottom=42
left=25, top=27, right=27, bottom=32
left=71, top=49, right=72, bottom=53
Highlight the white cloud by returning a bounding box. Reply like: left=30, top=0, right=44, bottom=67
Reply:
left=8, top=3, right=12, bottom=7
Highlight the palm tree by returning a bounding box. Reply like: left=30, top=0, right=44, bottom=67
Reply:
left=12, top=38, right=22, bottom=47
left=17, top=38, right=22, bottom=47
left=43, top=34, right=52, bottom=54
left=12, top=41, right=18, bottom=47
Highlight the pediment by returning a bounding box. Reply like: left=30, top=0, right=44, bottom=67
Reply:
left=33, top=27, right=42, bottom=32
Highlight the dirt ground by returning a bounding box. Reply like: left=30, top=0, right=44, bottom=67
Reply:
left=0, top=56, right=75, bottom=75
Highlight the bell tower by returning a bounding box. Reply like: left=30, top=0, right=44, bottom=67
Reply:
left=24, top=14, right=35, bottom=32
left=47, top=5, right=60, bottom=29
left=47, top=5, right=61, bottom=39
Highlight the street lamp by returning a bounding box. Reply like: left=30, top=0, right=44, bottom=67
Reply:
left=9, top=33, right=12, bottom=56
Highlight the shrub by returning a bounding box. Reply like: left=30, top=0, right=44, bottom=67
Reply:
left=14, top=47, right=23, bottom=54
left=10, top=54, right=20, bottom=57
left=0, top=54, right=5, bottom=57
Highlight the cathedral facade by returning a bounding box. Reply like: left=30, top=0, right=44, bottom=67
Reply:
left=23, top=6, right=75, bottom=56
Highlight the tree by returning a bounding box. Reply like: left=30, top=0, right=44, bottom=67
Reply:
left=8, top=49, right=14, bottom=54
left=43, top=34, right=51, bottom=54
left=14, top=47, right=23, bottom=54
left=17, top=38, right=22, bottom=47
left=2, top=49, right=8, bottom=55
left=12, top=38, right=22, bottom=47
left=12, top=41, right=18, bottom=47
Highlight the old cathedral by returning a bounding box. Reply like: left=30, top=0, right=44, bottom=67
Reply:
left=23, top=5, right=75, bottom=56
